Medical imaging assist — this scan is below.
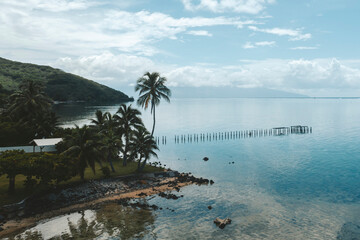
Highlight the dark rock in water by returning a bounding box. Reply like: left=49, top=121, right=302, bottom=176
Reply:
left=214, top=217, right=232, bottom=229
left=0, top=226, right=3, bottom=232
left=203, top=157, right=209, bottom=161
left=158, top=192, right=181, bottom=200
left=208, top=206, right=212, bottom=210
left=0, top=215, right=5, bottom=223
left=232, top=162, right=234, bottom=164
left=210, top=180, right=215, bottom=185
left=337, top=222, right=360, bottom=240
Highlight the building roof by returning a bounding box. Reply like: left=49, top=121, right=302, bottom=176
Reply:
left=30, top=138, right=63, bottom=147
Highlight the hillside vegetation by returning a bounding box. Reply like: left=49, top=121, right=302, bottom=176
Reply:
left=0, top=57, right=133, bottom=103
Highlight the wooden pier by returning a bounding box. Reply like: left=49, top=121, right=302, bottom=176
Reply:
left=154, top=125, right=312, bottom=145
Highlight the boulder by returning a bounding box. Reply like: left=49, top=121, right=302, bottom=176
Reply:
left=203, top=157, right=209, bottom=161
left=214, top=217, right=231, bottom=229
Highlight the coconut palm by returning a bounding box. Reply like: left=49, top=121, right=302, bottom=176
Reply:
left=114, top=104, right=143, bottom=166
left=129, top=126, right=158, bottom=171
left=100, top=129, right=122, bottom=172
left=61, top=125, right=101, bottom=180
left=8, top=80, right=52, bottom=120
left=135, top=72, right=171, bottom=136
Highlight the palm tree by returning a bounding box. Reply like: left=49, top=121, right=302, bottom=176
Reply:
left=8, top=80, right=52, bottom=121
left=129, top=126, right=158, bottom=171
left=100, top=129, right=122, bottom=172
left=61, top=125, right=101, bottom=180
left=114, top=104, right=143, bottom=166
left=135, top=72, right=171, bottom=136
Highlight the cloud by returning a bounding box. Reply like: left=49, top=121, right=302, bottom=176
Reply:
left=243, top=41, right=275, bottom=48
left=1, top=0, right=96, bottom=12
left=187, top=30, right=213, bottom=36
left=0, top=1, right=257, bottom=60
left=54, top=52, right=156, bottom=86
left=291, top=46, right=318, bottom=50
left=181, top=0, right=276, bottom=14
left=54, top=53, right=360, bottom=96
left=249, top=26, right=311, bottom=41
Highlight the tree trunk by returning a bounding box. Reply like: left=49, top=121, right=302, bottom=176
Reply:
left=137, top=157, right=142, bottom=170
left=151, top=104, right=156, bottom=136
left=108, top=155, right=116, bottom=172
left=8, top=175, right=15, bottom=193
left=139, top=158, right=147, bottom=171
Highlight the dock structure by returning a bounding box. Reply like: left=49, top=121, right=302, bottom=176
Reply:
left=154, top=125, right=312, bottom=145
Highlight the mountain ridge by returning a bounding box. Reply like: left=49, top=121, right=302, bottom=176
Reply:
left=0, top=57, right=133, bottom=103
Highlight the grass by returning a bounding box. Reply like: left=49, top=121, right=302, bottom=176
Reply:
left=0, top=160, right=164, bottom=206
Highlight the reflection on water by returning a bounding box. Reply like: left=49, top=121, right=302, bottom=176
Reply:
left=10, top=98, right=360, bottom=239
left=9, top=202, right=155, bottom=240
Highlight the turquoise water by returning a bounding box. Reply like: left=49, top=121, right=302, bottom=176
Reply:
left=13, top=98, right=360, bottom=239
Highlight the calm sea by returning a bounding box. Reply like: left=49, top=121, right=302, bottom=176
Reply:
left=12, top=98, right=360, bottom=239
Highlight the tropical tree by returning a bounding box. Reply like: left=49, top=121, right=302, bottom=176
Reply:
left=91, top=110, right=108, bottom=129
left=0, top=150, right=27, bottom=193
left=91, top=111, right=122, bottom=172
left=129, top=126, right=158, bottom=171
left=99, top=130, right=122, bottom=173
left=8, top=80, right=52, bottom=121
left=135, top=72, right=171, bottom=136
left=61, top=125, right=101, bottom=180
left=114, top=104, right=143, bottom=166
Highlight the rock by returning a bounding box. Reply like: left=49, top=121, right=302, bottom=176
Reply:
left=210, top=180, right=215, bottom=185
left=337, top=222, right=360, bottom=240
left=203, top=157, right=209, bottom=161
left=0, top=215, right=5, bottom=223
left=0, top=226, right=3, bottom=232
left=208, top=206, right=212, bottom=210
left=214, top=217, right=232, bottom=229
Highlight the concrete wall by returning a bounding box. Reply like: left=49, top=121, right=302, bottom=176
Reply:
left=0, top=145, right=57, bottom=153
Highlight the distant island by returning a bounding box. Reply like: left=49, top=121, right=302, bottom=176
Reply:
left=0, top=57, right=133, bottom=103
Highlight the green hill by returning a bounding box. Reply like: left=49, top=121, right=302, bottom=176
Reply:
left=0, top=57, right=133, bottom=103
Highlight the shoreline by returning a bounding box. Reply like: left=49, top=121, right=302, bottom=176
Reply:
left=0, top=171, right=213, bottom=238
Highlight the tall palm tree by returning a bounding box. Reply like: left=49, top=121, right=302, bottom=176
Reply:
left=135, top=72, right=171, bottom=136
left=61, top=125, right=101, bottom=180
left=129, top=126, right=158, bottom=171
left=114, top=104, right=143, bottom=166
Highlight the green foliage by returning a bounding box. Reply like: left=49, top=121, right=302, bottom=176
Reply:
left=101, top=166, right=111, bottom=178
left=0, top=150, right=77, bottom=192
left=0, top=80, right=59, bottom=146
left=0, top=150, right=27, bottom=193
left=0, top=57, right=133, bottom=103
left=60, top=125, right=102, bottom=180
left=25, top=153, right=78, bottom=186
left=135, top=72, right=171, bottom=136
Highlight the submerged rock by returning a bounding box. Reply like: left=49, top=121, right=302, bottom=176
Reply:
left=203, top=157, right=209, bottom=161
left=337, top=222, right=360, bottom=240
left=214, top=217, right=232, bottom=229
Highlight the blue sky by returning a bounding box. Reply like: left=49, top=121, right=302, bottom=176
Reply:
left=1, top=0, right=360, bottom=97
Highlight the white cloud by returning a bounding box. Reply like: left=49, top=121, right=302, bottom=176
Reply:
left=249, top=26, right=311, bottom=41
left=243, top=41, right=275, bottom=49
left=53, top=53, right=360, bottom=96
left=182, top=0, right=276, bottom=14
left=187, top=30, right=213, bottom=36
left=0, top=1, right=257, bottom=60
left=291, top=46, right=318, bottom=50
left=54, top=52, right=156, bottom=86
left=1, top=0, right=96, bottom=12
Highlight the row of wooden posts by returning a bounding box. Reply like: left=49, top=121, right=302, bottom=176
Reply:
left=154, top=126, right=312, bottom=145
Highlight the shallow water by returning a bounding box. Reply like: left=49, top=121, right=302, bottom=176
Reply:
left=10, top=98, right=360, bottom=239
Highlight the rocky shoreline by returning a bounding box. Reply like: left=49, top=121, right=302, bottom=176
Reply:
left=0, top=171, right=213, bottom=237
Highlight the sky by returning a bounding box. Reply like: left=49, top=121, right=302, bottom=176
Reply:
left=1, top=0, right=360, bottom=97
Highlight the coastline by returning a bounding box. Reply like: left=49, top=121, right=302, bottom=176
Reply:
left=0, top=171, right=213, bottom=238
